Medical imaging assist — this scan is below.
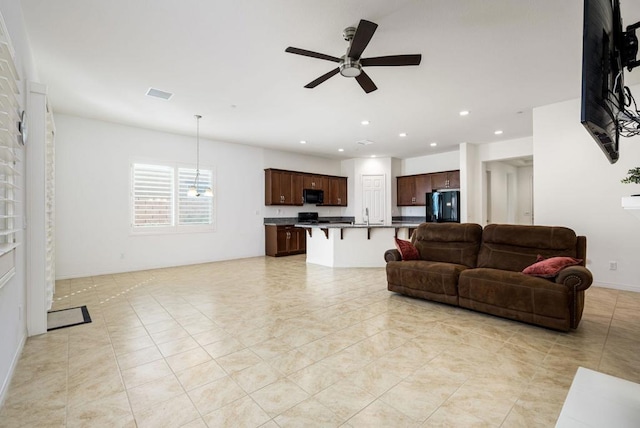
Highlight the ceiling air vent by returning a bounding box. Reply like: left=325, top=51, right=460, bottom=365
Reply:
left=146, top=87, right=173, bottom=100
left=356, top=139, right=374, bottom=146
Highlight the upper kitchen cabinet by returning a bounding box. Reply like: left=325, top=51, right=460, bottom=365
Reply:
left=265, top=169, right=347, bottom=206
left=396, top=174, right=432, bottom=206
left=265, top=169, right=303, bottom=205
left=430, top=170, right=460, bottom=190
left=303, top=174, right=325, bottom=191
left=324, top=176, right=348, bottom=206
left=396, top=175, right=416, bottom=206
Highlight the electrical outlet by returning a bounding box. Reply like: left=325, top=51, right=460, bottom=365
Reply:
left=609, top=261, right=617, bottom=271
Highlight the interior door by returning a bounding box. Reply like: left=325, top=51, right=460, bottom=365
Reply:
left=362, top=174, right=385, bottom=224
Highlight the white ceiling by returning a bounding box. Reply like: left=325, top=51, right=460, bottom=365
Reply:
left=19, top=0, right=640, bottom=159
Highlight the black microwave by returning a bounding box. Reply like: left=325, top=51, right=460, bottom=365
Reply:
left=303, top=189, right=324, bottom=204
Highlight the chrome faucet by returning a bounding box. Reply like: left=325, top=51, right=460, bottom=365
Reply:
left=364, top=207, right=369, bottom=226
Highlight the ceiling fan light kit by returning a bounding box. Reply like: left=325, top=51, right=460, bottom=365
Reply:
left=285, top=19, right=421, bottom=93
left=339, top=57, right=362, bottom=77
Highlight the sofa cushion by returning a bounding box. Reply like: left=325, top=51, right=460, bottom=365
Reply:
left=522, top=256, right=583, bottom=278
left=458, top=268, right=572, bottom=331
left=477, top=224, right=579, bottom=272
left=386, top=260, right=467, bottom=305
left=394, top=238, right=420, bottom=260
left=412, top=223, right=483, bottom=268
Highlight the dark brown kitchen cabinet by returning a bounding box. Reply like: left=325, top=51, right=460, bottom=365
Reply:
left=265, top=225, right=306, bottom=256
left=397, top=174, right=432, bottom=206
left=447, top=170, right=460, bottom=189
left=415, top=174, right=432, bottom=205
left=396, top=176, right=416, bottom=206
left=265, top=169, right=304, bottom=205
left=431, top=170, right=460, bottom=190
left=325, top=176, right=347, bottom=206
left=265, top=168, right=347, bottom=206
left=303, top=174, right=325, bottom=191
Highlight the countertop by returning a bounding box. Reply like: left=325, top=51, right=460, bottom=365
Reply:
left=294, top=222, right=422, bottom=229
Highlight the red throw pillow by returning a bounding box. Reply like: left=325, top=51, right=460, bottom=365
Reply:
left=522, top=255, right=583, bottom=278
left=394, top=238, right=420, bottom=261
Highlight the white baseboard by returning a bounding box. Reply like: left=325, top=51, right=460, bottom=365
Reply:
left=0, top=332, right=26, bottom=408
left=593, top=282, right=640, bottom=293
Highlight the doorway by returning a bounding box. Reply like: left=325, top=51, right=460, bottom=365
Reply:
left=483, top=156, right=533, bottom=225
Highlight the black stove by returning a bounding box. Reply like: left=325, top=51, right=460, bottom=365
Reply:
left=297, top=212, right=319, bottom=224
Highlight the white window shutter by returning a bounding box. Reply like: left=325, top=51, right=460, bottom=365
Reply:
left=178, top=168, right=213, bottom=225
left=132, top=164, right=174, bottom=227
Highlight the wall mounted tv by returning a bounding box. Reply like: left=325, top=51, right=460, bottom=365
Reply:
left=581, top=0, right=639, bottom=164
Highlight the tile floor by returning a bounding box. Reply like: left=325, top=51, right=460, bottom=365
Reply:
left=0, top=255, right=639, bottom=427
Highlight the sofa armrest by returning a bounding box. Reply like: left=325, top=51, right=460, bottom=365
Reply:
left=555, top=265, right=593, bottom=291
left=384, top=249, right=402, bottom=262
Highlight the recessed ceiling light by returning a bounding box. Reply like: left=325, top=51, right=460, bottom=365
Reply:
left=361, top=120, right=370, bottom=125
left=146, top=87, right=173, bottom=100
left=371, top=155, right=376, bottom=158
left=459, top=110, right=469, bottom=116
left=338, top=148, right=344, bottom=152
left=494, top=130, right=503, bottom=135
left=399, top=132, right=407, bottom=137
left=299, top=140, right=307, bottom=144
left=430, top=142, right=437, bottom=147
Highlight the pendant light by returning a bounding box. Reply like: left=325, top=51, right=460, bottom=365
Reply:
left=188, top=114, right=213, bottom=197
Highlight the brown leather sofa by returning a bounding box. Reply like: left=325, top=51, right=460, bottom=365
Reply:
left=385, top=223, right=593, bottom=331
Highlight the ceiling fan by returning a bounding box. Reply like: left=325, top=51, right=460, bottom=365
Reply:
left=285, top=19, right=421, bottom=93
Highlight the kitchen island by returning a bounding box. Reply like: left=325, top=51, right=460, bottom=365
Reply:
left=295, top=223, right=421, bottom=268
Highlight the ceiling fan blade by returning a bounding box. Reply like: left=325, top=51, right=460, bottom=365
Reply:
left=348, top=20, right=378, bottom=60
left=355, top=70, right=377, bottom=93
left=304, top=68, right=340, bottom=88
left=361, top=54, right=422, bottom=67
left=285, top=47, right=341, bottom=63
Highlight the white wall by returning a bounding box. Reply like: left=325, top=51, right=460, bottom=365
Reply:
left=533, top=91, right=640, bottom=291
left=54, top=115, right=342, bottom=278
left=459, top=143, right=477, bottom=222
left=516, top=165, right=534, bottom=225
left=55, top=115, right=264, bottom=278
left=401, top=150, right=460, bottom=175
left=0, top=0, right=38, bottom=405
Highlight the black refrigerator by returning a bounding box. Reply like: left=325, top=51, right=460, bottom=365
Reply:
left=426, top=191, right=460, bottom=223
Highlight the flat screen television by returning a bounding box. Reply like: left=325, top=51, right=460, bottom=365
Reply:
left=581, top=0, right=625, bottom=163
left=581, top=0, right=639, bottom=164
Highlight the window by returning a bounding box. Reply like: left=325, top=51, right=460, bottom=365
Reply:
left=131, top=162, right=214, bottom=232
left=178, top=168, right=213, bottom=225
left=132, top=164, right=174, bottom=227
left=0, top=19, right=21, bottom=290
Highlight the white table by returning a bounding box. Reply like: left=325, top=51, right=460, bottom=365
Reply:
left=556, top=367, right=640, bottom=427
